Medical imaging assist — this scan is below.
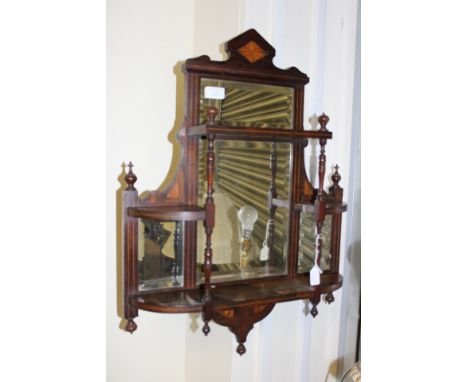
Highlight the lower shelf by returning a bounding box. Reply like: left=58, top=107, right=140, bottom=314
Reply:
left=129, top=273, right=342, bottom=314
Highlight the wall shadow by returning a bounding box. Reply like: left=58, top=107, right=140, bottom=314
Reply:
left=337, top=238, right=361, bottom=378
left=114, top=61, right=187, bottom=329
left=139, top=60, right=186, bottom=200
left=218, top=42, right=229, bottom=61
left=189, top=313, right=201, bottom=333
left=302, top=299, right=310, bottom=316
left=324, top=357, right=341, bottom=382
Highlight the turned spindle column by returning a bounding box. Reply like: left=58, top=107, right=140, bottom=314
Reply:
left=315, top=114, right=329, bottom=267
left=326, top=165, right=343, bottom=310
left=310, top=114, right=329, bottom=316
left=329, top=164, right=343, bottom=274
left=202, top=107, right=217, bottom=335
left=123, top=162, right=139, bottom=333
left=325, top=165, right=343, bottom=305
left=172, top=222, right=182, bottom=286
left=264, top=142, right=277, bottom=265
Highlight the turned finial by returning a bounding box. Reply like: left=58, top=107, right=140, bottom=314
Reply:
left=325, top=292, right=335, bottom=304
left=331, top=165, right=341, bottom=187
left=311, top=304, right=319, bottom=317
left=206, top=106, right=219, bottom=125
left=125, top=161, right=137, bottom=190
left=202, top=322, right=211, bottom=336
left=125, top=319, right=137, bottom=333
left=236, top=343, right=246, bottom=355
left=318, top=113, right=329, bottom=131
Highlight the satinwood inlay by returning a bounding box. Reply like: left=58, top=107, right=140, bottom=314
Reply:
left=238, top=40, right=267, bottom=63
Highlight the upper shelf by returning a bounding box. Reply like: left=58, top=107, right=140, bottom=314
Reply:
left=127, top=205, right=206, bottom=221
left=182, top=124, right=332, bottom=142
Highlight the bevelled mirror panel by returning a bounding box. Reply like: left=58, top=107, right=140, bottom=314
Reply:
left=138, top=220, right=184, bottom=291
left=297, top=213, right=332, bottom=273
left=200, top=78, right=294, bottom=129
left=197, top=139, right=292, bottom=283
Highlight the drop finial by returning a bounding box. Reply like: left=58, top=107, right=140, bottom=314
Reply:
left=311, top=304, right=319, bottom=318
left=236, top=343, right=246, bottom=355
left=325, top=292, right=335, bottom=304
left=125, top=319, right=137, bottom=333
left=202, top=322, right=211, bottom=336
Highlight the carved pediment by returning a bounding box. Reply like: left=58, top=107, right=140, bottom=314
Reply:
left=184, top=29, right=308, bottom=84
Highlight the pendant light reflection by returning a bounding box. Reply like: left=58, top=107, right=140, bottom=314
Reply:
left=237, top=205, right=258, bottom=269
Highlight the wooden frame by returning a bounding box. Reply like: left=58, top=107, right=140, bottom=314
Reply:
left=121, top=29, right=346, bottom=355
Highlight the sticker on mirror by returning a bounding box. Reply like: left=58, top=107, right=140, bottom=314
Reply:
left=204, top=86, right=225, bottom=100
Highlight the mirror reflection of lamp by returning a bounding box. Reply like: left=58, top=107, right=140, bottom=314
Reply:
left=237, top=205, right=258, bottom=269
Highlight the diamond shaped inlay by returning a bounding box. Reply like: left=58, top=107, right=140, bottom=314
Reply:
left=237, top=41, right=267, bottom=63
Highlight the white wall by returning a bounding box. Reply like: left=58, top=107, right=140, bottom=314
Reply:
left=107, top=1, right=359, bottom=381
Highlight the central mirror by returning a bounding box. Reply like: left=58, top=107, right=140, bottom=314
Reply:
left=196, top=78, right=294, bottom=283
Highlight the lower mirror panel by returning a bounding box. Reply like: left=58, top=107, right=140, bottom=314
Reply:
left=138, top=219, right=184, bottom=291
left=197, top=139, right=292, bottom=283
left=196, top=206, right=289, bottom=283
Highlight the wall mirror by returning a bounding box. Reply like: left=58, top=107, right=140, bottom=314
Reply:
left=138, top=220, right=184, bottom=291
left=121, top=29, right=347, bottom=355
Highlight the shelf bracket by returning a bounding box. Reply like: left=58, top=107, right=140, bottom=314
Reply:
left=212, top=303, right=275, bottom=355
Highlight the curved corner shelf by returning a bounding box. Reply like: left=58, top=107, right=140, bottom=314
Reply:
left=130, top=290, right=202, bottom=313
left=129, top=273, right=343, bottom=314
left=127, top=205, right=206, bottom=221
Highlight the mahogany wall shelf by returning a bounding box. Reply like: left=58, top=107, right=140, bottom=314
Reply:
left=121, top=29, right=347, bottom=356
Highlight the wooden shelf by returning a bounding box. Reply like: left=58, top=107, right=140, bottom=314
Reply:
left=296, top=201, right=347, bottom=215
left=272, top=198, right=347, bottom=215
left=129, top=273, right=342, bottom=314
left=131, top=290, right=202, bottom=313
left=127, top=205, right=206, bottom=221
left=183, top=124, right=332, bottom=142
